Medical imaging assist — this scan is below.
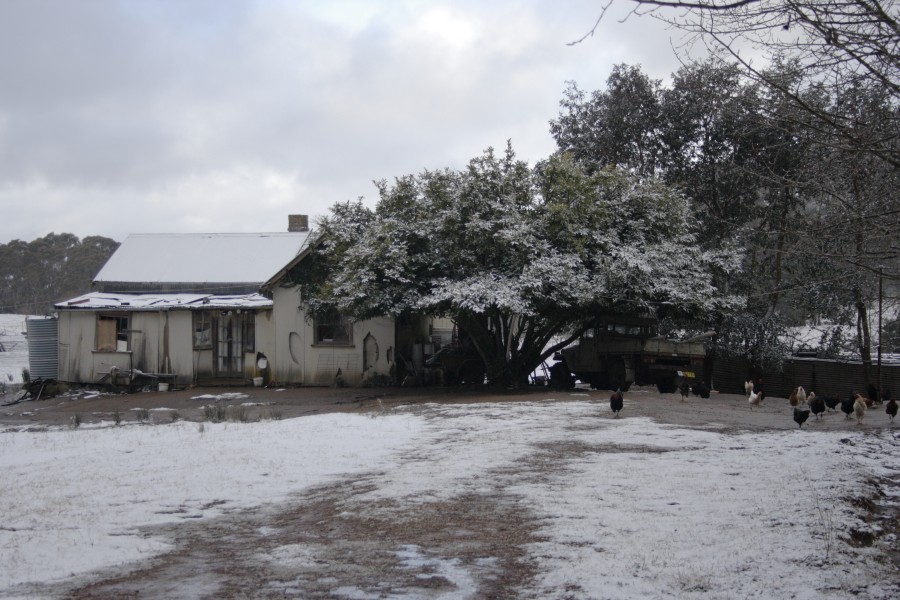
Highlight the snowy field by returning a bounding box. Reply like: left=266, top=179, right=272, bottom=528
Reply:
left=1, top=399, right=898, bottom=599
left=0, top=314, right=30, bottom=387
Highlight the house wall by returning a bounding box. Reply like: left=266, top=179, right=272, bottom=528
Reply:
left=270, top=285, right=395, bottom=386
left=57, top=311, right=92, bottom=383
left=253, top=309, right=276, bottom=381
left=57, top=309, right=274, bottom=386
left=166, top=311, right=194, bottom=385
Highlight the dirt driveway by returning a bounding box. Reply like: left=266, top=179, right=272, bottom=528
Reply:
left=3, top=384, right=898, bottom=599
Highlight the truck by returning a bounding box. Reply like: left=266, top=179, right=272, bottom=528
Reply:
left=561, top=315, right=712, bottom=393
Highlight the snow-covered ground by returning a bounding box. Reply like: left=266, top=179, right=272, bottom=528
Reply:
left=1, top=399, right=898, bottom=598
left=0, top=314, right=31, bottom=386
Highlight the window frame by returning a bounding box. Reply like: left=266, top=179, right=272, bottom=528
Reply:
left=96, top=313, right=130, bottom=352
left=192, top=311, right=213, bottom=350
left=313, top=308, right=353, bottom=346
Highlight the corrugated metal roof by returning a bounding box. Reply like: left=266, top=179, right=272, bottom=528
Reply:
left=55, top=292, right=273, bottom=310
left=94, top=232, right=311, bottom=285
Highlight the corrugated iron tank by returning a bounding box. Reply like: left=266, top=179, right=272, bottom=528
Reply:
left=26, top=317, right=58, bottom=379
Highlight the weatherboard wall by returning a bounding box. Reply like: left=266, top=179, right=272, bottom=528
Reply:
left=55, top=307, right=276, bottom=386
left=269, top=285, right=395, bottom=385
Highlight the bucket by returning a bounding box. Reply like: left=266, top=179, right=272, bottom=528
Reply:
left=253, top=377, right=264, bottom=387
left=158, top=382, right=169, bottom=392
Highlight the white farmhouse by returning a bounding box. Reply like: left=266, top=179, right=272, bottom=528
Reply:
left=53, top=216, right=397, bottom=389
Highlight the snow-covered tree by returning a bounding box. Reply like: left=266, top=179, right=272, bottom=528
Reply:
left=305, top=144, right=742, bottom=387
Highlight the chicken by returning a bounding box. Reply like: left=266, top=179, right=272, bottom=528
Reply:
left=748, top=389, right=763, bottom=410
left=693, top=382, right=711, bottom=399
left=854, top=394, right=867, bottom=424
left=610, top=388, right=624, bottom=418
left=840, top=396, right=855, bottom=419
left=797, top=386, right=807, bottom=406
left=886, top=398, right=898, bottom=422
left=789, top=387, right=799, bottom=407
left=793, top=406, right=811, bottom=429
left=824, top=394, right=841, bottom=412
left=679, top=380, right=690, bottom=402
left=809, top=393, right=825, bottom=420
left=866, top=384, right=878, bottom=406
left=744, top=380, right=754, bottom=396
left=753, top=379, right=765, bottom=399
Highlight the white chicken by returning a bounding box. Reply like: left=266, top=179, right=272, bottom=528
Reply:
left=748, top=389, right=763, bottom=410
left=854, top=393, right=867, bottom=424
left=797, top=386, right=807, bottom=406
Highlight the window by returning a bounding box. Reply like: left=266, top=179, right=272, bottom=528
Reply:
left=314, top=308, right=353, bottom=345
left=193, top=311, right=212, bottom=349
left=241, top=315, right=255, bottom=353
left=97, top=314, right=129, bottom=352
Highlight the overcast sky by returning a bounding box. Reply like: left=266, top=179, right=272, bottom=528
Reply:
left=0, top=0, right=683, bottom=244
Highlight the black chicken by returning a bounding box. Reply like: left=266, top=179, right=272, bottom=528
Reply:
left=610, top=388, right=624, bottom=418
left=793, top=407, right=811, bottom=429
left=841, top=397, right=855, bottom=419
left=809, top=394, right=826, bottom=419
left=886, top=398, right=898, bottom=422
left=679, top=380, right=690, bottom=402
left=824, top=395, right=841, bottom=412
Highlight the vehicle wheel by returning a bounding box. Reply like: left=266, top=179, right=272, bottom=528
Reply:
left=656, top=379, right=676, bottom=394
left=458, top=360, right=485, bottom=385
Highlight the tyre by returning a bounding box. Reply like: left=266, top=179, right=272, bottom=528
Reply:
left=656, top=379, right=676, bottom=394
left=458, top=360, right=486, bottom=385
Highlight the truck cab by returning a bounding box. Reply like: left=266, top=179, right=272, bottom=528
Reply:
left=561, top=316, right=707, bottom=393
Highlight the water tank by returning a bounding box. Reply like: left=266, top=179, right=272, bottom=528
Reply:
left=26, top=317, right=58, bottom=379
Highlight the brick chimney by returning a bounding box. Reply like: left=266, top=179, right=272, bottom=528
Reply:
left=288, top=214, right=309, bottom=232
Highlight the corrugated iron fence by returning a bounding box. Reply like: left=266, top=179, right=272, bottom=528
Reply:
left=712, top=355, right=899, bottom=400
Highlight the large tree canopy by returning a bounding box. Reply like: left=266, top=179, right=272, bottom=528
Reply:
left=552, top=57, right=899, bottom=376
left=300, top=145, right=741, bottom=386
left=0, top=233, right=119, bottom=315
left=578, top=1, right=900, bottom=167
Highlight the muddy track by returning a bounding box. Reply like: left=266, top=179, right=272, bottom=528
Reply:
left=4, top=386, right=898, bottom=598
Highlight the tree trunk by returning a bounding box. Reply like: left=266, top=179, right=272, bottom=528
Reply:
left=855, top=290, right=873, bottom=387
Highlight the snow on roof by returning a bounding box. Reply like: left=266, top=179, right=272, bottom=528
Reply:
left=55, top=292, right=273, bottom=311
left=94, top=232, right=311, bottom=285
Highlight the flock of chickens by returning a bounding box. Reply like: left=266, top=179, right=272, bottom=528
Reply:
left=746, top=380, right=899, bottom=429
left=606, top=382, right=899, bottom=427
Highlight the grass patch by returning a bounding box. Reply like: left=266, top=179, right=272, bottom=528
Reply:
left=261, top=408, right=282, bottom=421
left=227, top=405, right=249, bottom=423
left=204, top=404, right=228, bottom=422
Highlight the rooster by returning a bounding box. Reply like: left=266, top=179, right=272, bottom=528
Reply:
left=809, top=393, right=825, bottom=420
left=789, top=387, right=799, bottom=407
left=610, top=388, right=624, bottom=418
left=793, top=406, right=811, bottom=429
left=797, top=386, right=807, bottom=406
left=886, top=398, right=898, bottom=422
left=824, top=394, right=841, bottom=413
left=854, top=394, right=867, bottom=424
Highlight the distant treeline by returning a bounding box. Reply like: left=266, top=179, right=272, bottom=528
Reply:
left=0, top=233, right=119, bottom=315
